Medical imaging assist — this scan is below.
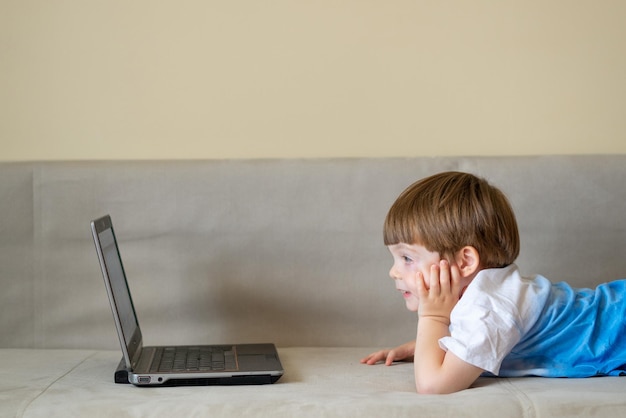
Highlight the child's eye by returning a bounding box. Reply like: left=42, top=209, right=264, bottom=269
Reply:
left=402, top=256, right=413, bottom=263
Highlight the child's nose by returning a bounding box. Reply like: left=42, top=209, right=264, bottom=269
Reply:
left=389, top=266, right=401, bottom=280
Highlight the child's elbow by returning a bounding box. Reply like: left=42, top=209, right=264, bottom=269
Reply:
left=415, top=379, right=464, bottom=395
left=416, top=383, right=451, bottom=395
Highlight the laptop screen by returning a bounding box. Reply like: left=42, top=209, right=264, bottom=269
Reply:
left=99, top=228, right=138, bottom=346
left=92, top=216, right=142, bottom=365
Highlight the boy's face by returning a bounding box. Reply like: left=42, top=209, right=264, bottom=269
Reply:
left=387, top=243, right=442, bottom=312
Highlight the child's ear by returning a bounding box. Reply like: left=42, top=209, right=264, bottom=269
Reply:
left=454, top=246, right=480, bottom=278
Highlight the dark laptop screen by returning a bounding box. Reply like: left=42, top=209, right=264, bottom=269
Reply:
left=98, top=227, right=139, bottom=352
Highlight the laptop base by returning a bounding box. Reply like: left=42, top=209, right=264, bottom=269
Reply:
left=115, top=357, right=130, bottom=384
left=114, top=356, right=281, bottom=386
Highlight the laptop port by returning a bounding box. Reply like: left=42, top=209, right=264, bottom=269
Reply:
left=138, top=376, right=151, bottom=384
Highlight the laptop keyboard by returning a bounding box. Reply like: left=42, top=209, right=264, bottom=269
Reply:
left=151, top=346, right=237, bottom=372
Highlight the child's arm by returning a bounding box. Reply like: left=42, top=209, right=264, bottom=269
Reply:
left=412, top=260, right=483, bottom=394
left=360, top=340, right=415, bottom=366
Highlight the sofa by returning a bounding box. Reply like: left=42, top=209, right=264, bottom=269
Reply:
left=2, top=155, right=626, bottom=417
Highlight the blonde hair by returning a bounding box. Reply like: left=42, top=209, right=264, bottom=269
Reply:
left=384, top=171, right=519, bottom=268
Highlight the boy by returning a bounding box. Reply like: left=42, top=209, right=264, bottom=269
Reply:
left=361, top=171, right=626, bottom=394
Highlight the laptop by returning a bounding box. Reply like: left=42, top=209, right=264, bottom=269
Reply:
left=91, top=215, right=284, bottom=386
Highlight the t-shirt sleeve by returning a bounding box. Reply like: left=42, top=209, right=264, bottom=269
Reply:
left=439, top=305, right=522, bottom=375
left=437, top=266, right=550, bottom=376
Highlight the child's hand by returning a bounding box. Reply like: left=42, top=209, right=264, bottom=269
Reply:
left=360, top=340, right=415, bottom=366
left=414, top=260, right=462, bottom=325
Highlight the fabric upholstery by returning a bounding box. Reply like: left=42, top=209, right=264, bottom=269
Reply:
left=1, top=156, right=625, bottom=416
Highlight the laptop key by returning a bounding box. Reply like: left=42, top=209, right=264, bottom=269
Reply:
left=224, top=350, right=237, bottom=370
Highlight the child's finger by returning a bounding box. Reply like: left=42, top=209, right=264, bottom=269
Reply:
left=361, top=350, right=386, bottom=365
left=439, top=259, right=451, bottom=293
left=449, top=263, right=463, bottom=296
left=385, top=350, right=397, bottom=366
left=428, top=263, right=441, bottom=294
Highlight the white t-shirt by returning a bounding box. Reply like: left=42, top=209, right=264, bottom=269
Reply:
left=438, top=264, right=626, bottom=377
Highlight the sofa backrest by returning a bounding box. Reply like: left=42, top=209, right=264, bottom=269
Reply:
left=1, top=156, right=625, bottom=350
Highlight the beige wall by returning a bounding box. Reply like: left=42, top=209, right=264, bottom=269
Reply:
left=2, top=1, right=626, bottom=161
